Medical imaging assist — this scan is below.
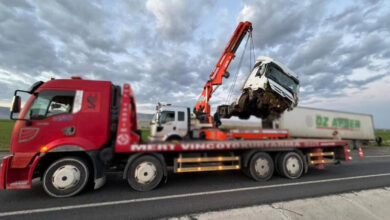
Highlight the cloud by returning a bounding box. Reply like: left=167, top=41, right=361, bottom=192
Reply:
left=289, top=34, right=341, bottom=70
left=238, top=0, right=390, bottom=99
left=0, top=0, right=389, bottom=128
left=238, top=0, right=327, bottom=49
left=146, top=0, right=214, bottom=42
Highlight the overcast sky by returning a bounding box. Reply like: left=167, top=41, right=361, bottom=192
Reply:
left=0, top=0, right=389, bottom=128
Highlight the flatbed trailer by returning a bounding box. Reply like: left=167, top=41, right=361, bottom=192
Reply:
left=127, top=139, right=349, bottom=153
left=1, top=81, right=351, bottom=198
left=1, top=138, right=350, bottom=193
left=119, top=138, right=351, bottom=173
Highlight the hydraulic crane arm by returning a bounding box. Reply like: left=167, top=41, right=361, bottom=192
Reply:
left=194, top=21, right=252, bottom=123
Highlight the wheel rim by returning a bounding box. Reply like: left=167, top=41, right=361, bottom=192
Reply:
left=254, top=157, right=270, bottom=177
left=285, top=156, right=301, bottom=176
left=51, top=165, right=81, bottom=190
left=134, top=162, right=157, bottom=184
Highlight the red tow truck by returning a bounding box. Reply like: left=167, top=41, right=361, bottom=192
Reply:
left=0, top=78, right=351, bottom=197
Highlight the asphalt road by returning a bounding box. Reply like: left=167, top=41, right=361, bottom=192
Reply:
left=0, top=149, right=389, bottom=220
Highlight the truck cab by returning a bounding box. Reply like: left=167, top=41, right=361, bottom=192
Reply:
left=218, top=56, right=300, bottom=120
left=9, top=79, right=115, bottom=154
left=2, top=78, right=123, bottom=197
left=242, top=56, right=299, bottom=107
left=149, top=104, right=191, bottom=142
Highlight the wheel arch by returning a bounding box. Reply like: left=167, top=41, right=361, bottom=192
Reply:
left=37, top=151, right=91, bottom=177
left=241, top=149, right=260, bottom=169
left=165, top=134, right=182, bottom=141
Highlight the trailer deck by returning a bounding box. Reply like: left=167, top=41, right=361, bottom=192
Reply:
left=117, top=139, right=349, bottom=153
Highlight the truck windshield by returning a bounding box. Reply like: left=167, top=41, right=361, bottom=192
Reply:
left=266, top=65, right=299, bottom=94
left=25, top=90, right=75, bottom=120
left=158, top=111, right=175, bottom=124
left=152, top=112, right=158, bottom=123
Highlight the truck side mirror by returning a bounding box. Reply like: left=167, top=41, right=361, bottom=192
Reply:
left=10, top=95, right=21, bottom=113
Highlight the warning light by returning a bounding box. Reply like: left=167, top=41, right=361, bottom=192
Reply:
left=40, top=146, right=49, bottom=152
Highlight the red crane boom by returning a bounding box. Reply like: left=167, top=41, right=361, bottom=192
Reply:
left=194, top=21, right=252, bottom=123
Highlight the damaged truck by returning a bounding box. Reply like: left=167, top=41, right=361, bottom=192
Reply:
left=217, top=56, right=300, bottom=120
left=149, top=22, right=301, bottom=142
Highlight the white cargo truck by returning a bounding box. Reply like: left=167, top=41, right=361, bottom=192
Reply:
left=271, top=107, right=375, bottom=148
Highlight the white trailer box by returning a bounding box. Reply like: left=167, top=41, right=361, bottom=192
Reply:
left=274, top=107, right=375, bottom=143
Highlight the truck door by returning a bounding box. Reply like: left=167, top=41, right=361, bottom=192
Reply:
left=176, top=110, right=188, bottom=137
left=10, top=90, right=81, bottom=153
left=159, top=110, right=176, bottom=138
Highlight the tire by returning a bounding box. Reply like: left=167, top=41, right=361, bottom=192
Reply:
left=274, top=152, right=282, bottom=176
left=127, top=155, right=164, bottom=191
left=248, top=152, right=274, bottom=181
left=278, top=152, right=304, bottom=179
left=42, top=157, right=90, bottom=198
left=238, top=92, right=249, bottom=112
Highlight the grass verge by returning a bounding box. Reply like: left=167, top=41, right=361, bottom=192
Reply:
left=375, top=129, right=390, bottom=146
left=0, top=120, right=14, bottom=152
left=141, top=130, right=150, bottom=142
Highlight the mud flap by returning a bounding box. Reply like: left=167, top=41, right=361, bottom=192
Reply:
left=87, top=151, right=107, bottom=190
left=1, top=155, right=40, bottom=189
left=0, top=156, right=11, bottom=189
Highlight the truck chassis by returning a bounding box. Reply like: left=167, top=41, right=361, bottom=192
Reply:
left=1, top=138, right=351, bottom=196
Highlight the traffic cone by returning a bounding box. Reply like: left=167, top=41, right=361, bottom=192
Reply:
left=358, top=147, right=364, bottom=158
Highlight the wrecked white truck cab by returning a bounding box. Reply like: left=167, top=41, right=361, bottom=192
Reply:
left=218, top=56, right=300, bottom=120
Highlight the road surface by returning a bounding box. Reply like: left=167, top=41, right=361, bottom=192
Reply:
left=0, top=148, right=389, bottom=219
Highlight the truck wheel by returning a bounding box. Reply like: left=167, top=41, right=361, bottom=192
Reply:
left=127, top=155, right=163, bottom=191
left=248, top=152, right=274, bottom=181
left=278, top=152, right=303, bottom=179
left=274, top=152, right=282, bottom=176
left=42, top=157, right=90, bottom=198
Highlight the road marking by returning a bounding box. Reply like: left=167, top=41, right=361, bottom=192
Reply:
left=365, top=155, right=390, bottom=158
left=1, top=173, right=390, bottom=217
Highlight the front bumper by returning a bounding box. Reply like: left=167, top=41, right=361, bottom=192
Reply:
left=148, top=135, right=165, bottom=142
left=0, top=153, right=40, bottom=190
